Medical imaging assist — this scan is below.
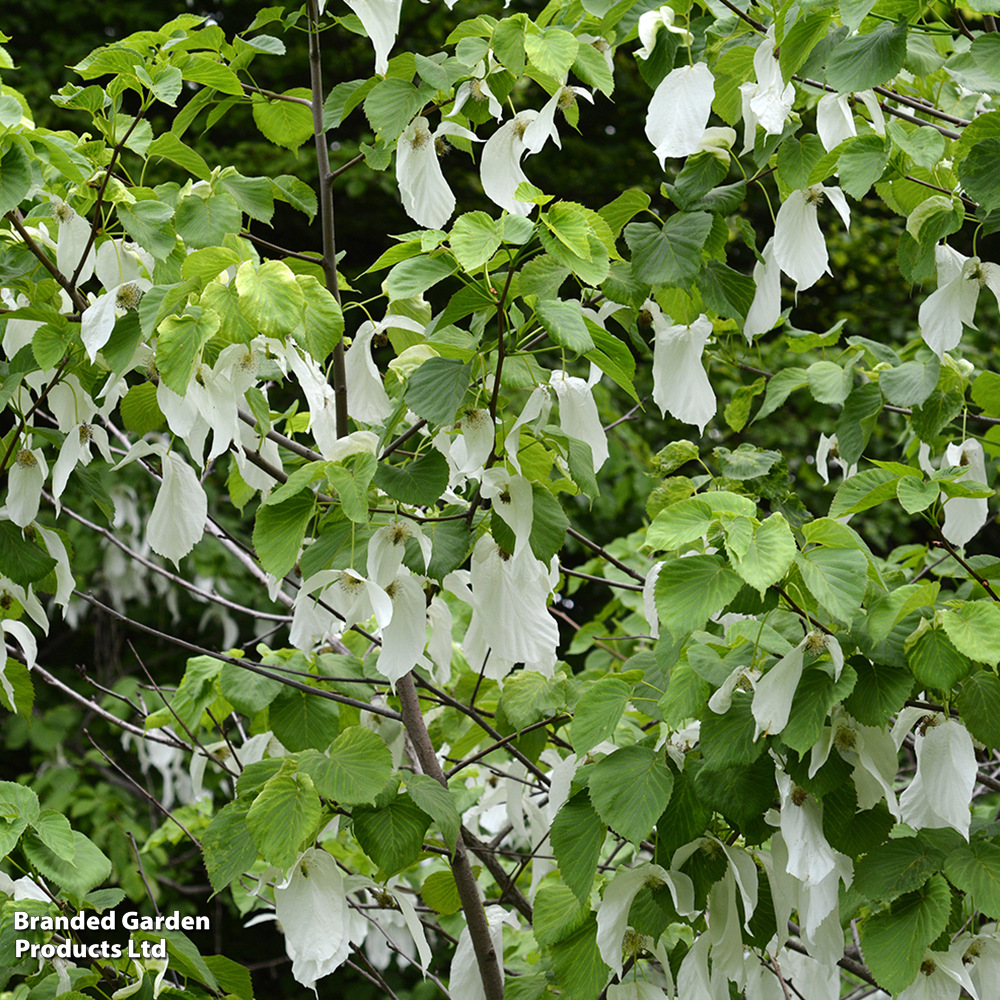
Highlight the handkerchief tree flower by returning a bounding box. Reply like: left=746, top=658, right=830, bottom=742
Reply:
left=7, top=3, right=1000, bottom=1000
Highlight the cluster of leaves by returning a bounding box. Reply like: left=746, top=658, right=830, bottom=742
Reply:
left=4, top=0, right=1000, bottom=999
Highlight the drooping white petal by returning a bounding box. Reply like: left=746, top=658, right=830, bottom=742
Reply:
left=775, top=769, right=838, bottom=886
left=56, top=208, right=95, bottom=286
left=34, top=524, right=73, bottom=608
left=377, top=572, right=429, bottom=688
left=450, top=906, right=515, bottom=1000
left=80, top=290, right=120, bottom=362
left=274, top=848, right=351, bottom=991
left=597, top=863, right=695, bottom=975
left=504, top=385, right=551, bottom=473
left=481, top=468, right=534, bottom=556
left=7, top=447, right=47, bottom=527
left=774, top=186, right=849, bottom=293
left=147, top=450, right=208, bottom=566
left=642, top=560, right=663, bottom=640
left=919, top=255, right=982, bottom=357
left=743, top=238, right=781, bottom=342
left=899, top=714, right=976, bottom=839
left=426, top=595, right=454, bottom=683
left=816, top=92, right=856, bottom=151
left=749, top=31, right=796, bottom=135
left=1, top=620, right=37, bottom=701
left=344, top=0, right=402, bottom=75
left=344, top=320, right=394, bottom=424
left=95, top=239, right=143, bottom=290
left=550, top=368, right=609, bottom=471
left=636, top=5, right=694, bottom=58
left=396, top=117, right=465, bottom=229
left=481, top=111, right=539, bottom=216
left=522, top=90, right=562, bottom=154
left=455, top=408, right=495, bottom=475
left=649, top=306, right=716, bottom=433
left=857, top=89, right=886, bottom=134
left=751, top=637, right=807, bottom=739
left=645, top=62, right=715, bottom=167
left=941, top=439, right=989, bottom=548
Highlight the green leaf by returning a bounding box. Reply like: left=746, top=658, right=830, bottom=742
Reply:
left=146, top=132, right=212, bottom=181
left=175, top=192, right=242, bottom=249
left=536, top=298, right=595, bottom=354
left=251, top=89, right=314, bottom=151
left=777, top=135, right=826, bottom=190
left=887, top=121, right=946, bottom=170
left=385, top=255, right=456, bottom=299
left=499, top=670, right=566, bottom=730
left=836, top=382, right=883, bottom=465
left=201, top=799, right=258, bottom=893
left=589, top=745, right=674, bottom=845
left=829, top=468, right=900, bottom=517
left=405, top=358, right=472, bottom=424
left=855, top=836, right=941, bottom=902
left=956, top=671, right=1000, bottom=750
left=421, top=869, right=462, bottom=914
left=116, top=200, right=176, bottom=260
left=180, top=53, right=244, bottom=96
left=236, top=259, right=306, bottom=338
left=31, top=323, right=74, bottom=370
left=941, top=602, right=1000, bottom=664
left=859, top=875, right=951, bottom=995
left=908, top=624, right=972, bottom=693
left=571, top=677, right=631, bottom=755
left=838, top=134, right=890, bottom=199
left=217, top=169, right=275, bottom=224
left=944, top=840, right=1000, bottom=918
left=808, top=360, right=853, bottom=406
left=272, top=174, right=318, bottom=221
left=22, top=830, right=112, bottom=899
left=296, top=274, right=344, bottom=361
left=795, top=546, right=867, bottom=625
left=549, top=792, right=608, bottom=903
left=450, top=212, right=502, bottom=271
left=782, top=663, right=858, bottom=754
left=155, top=306, right=220, bottom=393
left=896, top=476, right=939, bottom=514
left=549, top=915, right=609, bottom=1000
left=252, top=489, right=315, bottom=577
left=694, top=754, right=775, bottom=829
left=219, top=661, right=283, bottom=715
left=353, top=793, right=431, bottom=876
left=327, top=452, right=377, bottom=523
left=598, top=189, right=651, bottom=238
left=699, top=260, right=756, bottom=321
left=363, top=78, right=424, bottom=141
left=524, top=26, right=579, bottom=78
left=826, top=20, right=909, bottom=93
left=182, top=246, right=241, bottom=285
left=0, top=780, right=39, bottom=856
left=780, top=8, right=835, bottom=80
left=959, top=138, right=1000, bottom=213
left=845, top=658, right=914, bottom=725
left=119, top=382, right=162, bottom=442
left=246, top=765, right=321, bottom=870
left=30, top=810, right=75, bottom=862
left=654, top=555, right=744, bottom=638
left=573, top=40, right=614, bottom=95
left=699, top=690, right=764, bottom=769
left=526, top=483, right=569, bottom=563
left=534, top=882, right=590, bottom=946
left=881, top=357, right=940, bottom=408
left=374, top=450, right=449, bottom=506
left=0, top=521, right=57, bottom=587
left=269, top=688, right=340, bottom=753
left=729, top=513, right=796, bottom=595
left=0, top=144, right=31, bottom=216
left=405, top=773, right=460, bottom=849
left=625, top=213, right=713, bottom=287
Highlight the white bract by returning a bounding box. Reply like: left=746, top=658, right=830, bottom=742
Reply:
left=450, top=906, right=518, bottom=1000
left=743, top=238, right=781, bottom=342
left=773, top=184, right=850, bottom=292
left=448, top=56, right=504, bottom=121
left=522, top=81, right=593, bottom=154
left=344, top=0, right=402, bottom=75
left=816, top=90, right=885, bottom=150
left=941, top=438, right=990, bottom=548
left=481, top=111, right=541, bottom=216
left=895, top=710, right=977, bottom=839
left=396, top=116, right=480, bottom=229
left=7, top=446, right=47, bottom=528
left=645, top=62, right=715, bottom=166
left=740, top=29, right=796, bottom=148
left=343, top=314, right=425, bottom=425
left=815, top=432, right=857, bottom=483
left=80, top=240, right=152, bottom=362
left=635, top=5, right=693, bottom=58
left=918, top=245, right=1000, bottom=357
left=481, top=467, right=534, bottom=556
left=646, top=302, right=716, bottom=433
left=274, top=848, right=352, bottom=992
left=549, top=367, right=609, bottom=472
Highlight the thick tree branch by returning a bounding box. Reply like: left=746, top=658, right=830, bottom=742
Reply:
left=396, top=672, right=505, bottom=1000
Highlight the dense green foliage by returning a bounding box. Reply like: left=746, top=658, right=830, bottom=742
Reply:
left=3, top=1, right=1000, bottom=999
